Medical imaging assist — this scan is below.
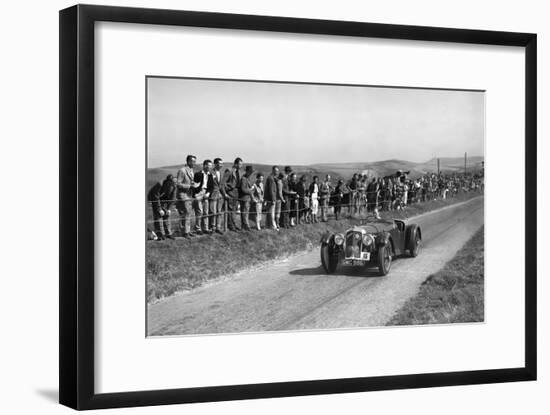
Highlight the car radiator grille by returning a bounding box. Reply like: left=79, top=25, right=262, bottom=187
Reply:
left=345, top=232, right=362, bottom=258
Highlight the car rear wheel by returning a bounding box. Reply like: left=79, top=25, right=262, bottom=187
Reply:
left=321, top=242, right=338, bottom=273
left=378, top=244, right=392, bottom=276
left=408, top=231, right=421, bottom=257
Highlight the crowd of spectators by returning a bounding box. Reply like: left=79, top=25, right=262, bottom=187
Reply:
left=147, top=155, right=484, bottom=240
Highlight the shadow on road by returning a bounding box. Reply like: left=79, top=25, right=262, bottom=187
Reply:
left=289, top=265, right=383, bottom=278
left=289, top=266, right=325, bottom=276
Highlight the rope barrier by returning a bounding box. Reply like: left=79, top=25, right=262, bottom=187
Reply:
left=146, top=187, right=484, bottom=227
left=147, top=185, right=482, bottom=207
left=148, top=171, right=483, bottom=236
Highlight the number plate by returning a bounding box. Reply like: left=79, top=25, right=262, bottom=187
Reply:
left=344, top=253, right=370, bottom=264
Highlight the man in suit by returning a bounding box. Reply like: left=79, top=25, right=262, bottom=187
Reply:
left=224, top=157, right=243, bottom=231
left=176, top=155, right=199, bottom=238
left=281, top=166, right=295, bottom=229
left=193, top=159, right=214, bottom=234
left=287, top=172, right=299, bottom=227
left=239, top=165, right=254, bottom=231
left=264, top=166, right=280, bottom=230
left=333, top=179, right=349, bottom=220
left=209, top=158, right=226, bottom=234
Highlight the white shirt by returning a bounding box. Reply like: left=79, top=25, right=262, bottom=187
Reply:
left=201, top=170, right=210, bottom=190
left=311, top=183, right=319, bottom=198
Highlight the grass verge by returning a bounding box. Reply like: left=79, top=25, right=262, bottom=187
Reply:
left=387, top=226, right=484, bottom=325
left=147, top=192, right=482, bottom=303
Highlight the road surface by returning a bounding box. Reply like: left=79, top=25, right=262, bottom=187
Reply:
left=148, top=197, right=484, bottom=336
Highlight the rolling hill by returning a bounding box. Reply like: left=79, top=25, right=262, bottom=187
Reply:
left=147, top=156, right=484, bottom=189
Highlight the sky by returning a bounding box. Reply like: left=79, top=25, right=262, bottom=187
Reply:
left=147, top=77, right=484, bottom=168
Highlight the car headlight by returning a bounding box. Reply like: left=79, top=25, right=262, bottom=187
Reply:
left=362, top=234, right=374, bottom=246
left=334, top=234, right=344, bottom=245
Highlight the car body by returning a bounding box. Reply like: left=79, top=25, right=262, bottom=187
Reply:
left=320, top=217, right=421, bottom=276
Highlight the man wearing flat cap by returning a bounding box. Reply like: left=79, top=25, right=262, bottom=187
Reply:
left=239, top=165, right=254, bottom=231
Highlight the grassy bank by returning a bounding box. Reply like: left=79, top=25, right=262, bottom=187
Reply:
left=147, top=192, right=482, bottom=303
left=387, top=226, right=484, bottom=326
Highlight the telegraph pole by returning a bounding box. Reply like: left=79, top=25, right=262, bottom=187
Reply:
left=437, top=158, right=440, bottom=175
left=464, top=152, right=467, bottom=174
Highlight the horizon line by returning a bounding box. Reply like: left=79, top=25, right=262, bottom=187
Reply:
left=148, top=155, right=485, bottom=170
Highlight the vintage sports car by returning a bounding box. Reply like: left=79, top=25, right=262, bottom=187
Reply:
left=320, top=217, right=421, bottom=276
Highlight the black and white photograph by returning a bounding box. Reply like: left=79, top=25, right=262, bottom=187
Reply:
left=146, top=77, right=485, bottom=336
left=0, top=0, right=542, bottom=412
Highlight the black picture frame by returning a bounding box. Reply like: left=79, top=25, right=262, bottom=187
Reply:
left=59, top=4, right=537, bottom=410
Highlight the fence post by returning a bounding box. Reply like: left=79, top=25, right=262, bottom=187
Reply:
left=296, top=198, right=300, bottom=225
left=223, top=199, right=227, bottom=232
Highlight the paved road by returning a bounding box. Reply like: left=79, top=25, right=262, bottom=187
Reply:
left=148, top=197, right=484, bottom=336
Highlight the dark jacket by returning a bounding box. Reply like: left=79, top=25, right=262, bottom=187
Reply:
left=296, top=181, right=308, bottom=199
left=282, top=176, right=296, bottom=201
left=333, top=183, right=350, bottom=205
left=147, top=182, right=163, bottom=210
left=289, top=180, right=299, bottom=198
left=160, top=178, right=176, bottom=205
left=276, top=178, right=284, bottom=202
left=366, top=181, right=379, bottom=201
left=239, top=174, right=253, bottom=201
left=193, top=171, right=214, bottom=197
left=309, top=182, right=319, bottom=195
left=225, top=168, right=241, bottom=199
left=264, top=175, right=278, bottom=203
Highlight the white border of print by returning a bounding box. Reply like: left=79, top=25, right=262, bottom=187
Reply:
left=95, top=22, right=524, bottom=394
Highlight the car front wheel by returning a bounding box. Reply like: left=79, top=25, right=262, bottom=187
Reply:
left=321, top=242, right=338, bottom=273
left=408, top=231, right=421, bottom=257
left=378, top=243, right=392, bottom=276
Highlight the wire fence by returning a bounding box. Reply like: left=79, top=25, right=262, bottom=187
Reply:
left=147, top=184, right=484, bottom=238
